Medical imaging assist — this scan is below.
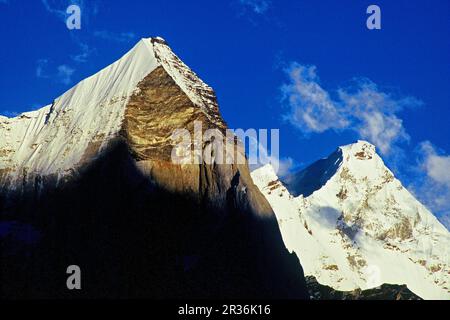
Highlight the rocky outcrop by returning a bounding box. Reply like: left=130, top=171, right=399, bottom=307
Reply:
left=120, top=65, right=273, bottom=217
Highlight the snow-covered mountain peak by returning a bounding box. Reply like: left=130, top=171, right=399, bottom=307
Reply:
left=282, top=140, right=395, bottom=200
left=341, top=139, right=375, bottom=152
left=340, top=140, right=376, bottom=162
left=252, top=143, right=450, bottom=299
left=0, top=37, right=224, bottom=186
left=337, top=140, right=390, bottom=181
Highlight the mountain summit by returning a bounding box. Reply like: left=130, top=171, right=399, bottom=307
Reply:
left=0, top=37, right=224, bottom=181
left=0, top=38, right=307, bottom=299
left=252, top=140, right=450, bottom=299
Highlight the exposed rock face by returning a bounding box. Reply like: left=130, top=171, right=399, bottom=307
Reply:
left=0, top=38, right=307, bottom=299
left=121, top=65, right=273, bottom=217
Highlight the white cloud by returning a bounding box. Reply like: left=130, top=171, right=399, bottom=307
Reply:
left=409, top=141, right=450, bottom=230
left=71, top=42, right=93, bottom=63
left=281, top=63, right=348, bottom=133
left=410, top=178, right=450, bottom=225
left=36, top=59, right=49, bottom=78
left=338, top=80, right=415, bottom=154
left=238, top=0, right=271, bottom=14
left=249, top=155, right=296, bottom=177
left=244, top=132, right=294, bottom=176
left=39, top=2, right=95, bottom=63
left=275, top=157, right=298, bottom=177
left=248, top=140, right=298, bottom=177
left=56, top=65, right=75, bottom=85
left=40, top=0, right=90, bottom=21
left=36, top=59, right=75, bottom=85
left=94, top=30, right=136, bottom=43
left=41, top=1, right=99, bottom=64
left=357, top=112, right=407, bottom=154
left=420, top=141, right=450, bottom=187
left=281, top=62, right=421, bottom=155
left=41, top=0, right=99, bottom=28
left=41, top=0, right=68, bottom=21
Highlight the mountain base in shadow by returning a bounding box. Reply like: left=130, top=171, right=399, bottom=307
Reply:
left=0, top=140, right=308, bottom=299
left=306, top=276, right=422, bottom=300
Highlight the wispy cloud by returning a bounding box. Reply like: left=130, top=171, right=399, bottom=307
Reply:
left=36, top=59, right=50, bottom=78
left=56, top=64, right=75, bottom=85
left=281, top=62, right=422, bottom=155
left=238, top=0, right=271, bottom=15
left=36, top=59, right=75, bottom=85
left=281, top=63, right=349, bottom=133
left=94, top=30, right=136, bottom=43
left=409, top=141, right=450, bottom=230
left=419, top=141, right=450, bottom=188
left=338, top=80, right=417, bottom=154
left=41, top=0, right=69, bottom=21
left=39, top=1, right=97, bottom=64
left=275, top=157, right=299, bottom=177
left=40, top=0, right=99, bottom=26
left=71, top=41, right=94, bottom=63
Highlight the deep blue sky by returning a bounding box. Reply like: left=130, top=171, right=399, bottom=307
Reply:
left=0, top=1, right=449, bottom=221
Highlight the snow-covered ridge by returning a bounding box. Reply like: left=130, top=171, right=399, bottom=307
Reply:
left=0, top=37, right=220, bottom=187
left=252, top=140, right=450, bottom=300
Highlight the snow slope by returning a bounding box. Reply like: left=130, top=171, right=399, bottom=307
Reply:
left=0, top=37, right=218, bottom=189
left=251, top=141, right=450, bottom=299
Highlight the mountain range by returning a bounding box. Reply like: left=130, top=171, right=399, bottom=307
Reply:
left=1, top=37, right=448, bottom=300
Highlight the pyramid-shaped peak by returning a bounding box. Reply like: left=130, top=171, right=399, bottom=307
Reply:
left=252, top=148, right=450, bottom=301
left=0, top=37, right=224, bottom=178
left=281, top=140, right=388, bottom=197
left=134, top=36, right=168, bottom=48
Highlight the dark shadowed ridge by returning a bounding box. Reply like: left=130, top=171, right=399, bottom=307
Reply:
left=283, top=148, right=343, bottom=197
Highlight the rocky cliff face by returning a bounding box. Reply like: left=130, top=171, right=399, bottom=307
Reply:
left=0, top=38, right=307, bottom=299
